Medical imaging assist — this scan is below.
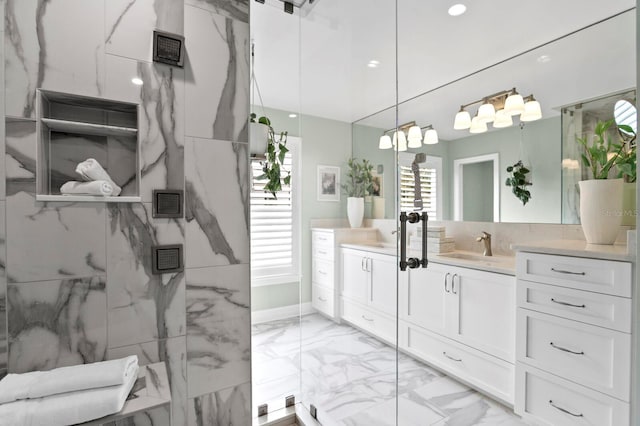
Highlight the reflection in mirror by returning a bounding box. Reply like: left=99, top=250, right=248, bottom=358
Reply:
left=453, top=154, right=500, bottom=222
left=352, top=9, right=635, bottom=224
left=615, top=99, right=637, bottom=136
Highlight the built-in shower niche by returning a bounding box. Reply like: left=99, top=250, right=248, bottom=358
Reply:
left=36, top=89, right=141, bottom=202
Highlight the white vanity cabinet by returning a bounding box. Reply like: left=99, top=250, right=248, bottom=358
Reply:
left=311, top=228, right=377, bottom=320
left=340, top=247, right=398, bottom=344
left=399, top=263, right=516, bottom=405
left=514, top=251, right=633, bottom=426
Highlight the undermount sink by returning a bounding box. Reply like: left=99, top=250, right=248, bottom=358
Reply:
left=438, top=252, right=513, bottom=264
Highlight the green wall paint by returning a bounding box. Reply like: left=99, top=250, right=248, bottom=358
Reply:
left=462, top=161, right=494, bottom=221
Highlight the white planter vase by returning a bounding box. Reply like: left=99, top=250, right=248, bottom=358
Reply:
left=347, top=197, right=364, bottom=228
left=249, top=122, right=269, bottom=155
left=579, top=179, right=623, bottom=244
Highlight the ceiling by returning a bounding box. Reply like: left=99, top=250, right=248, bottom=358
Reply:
left=251, top=0, right=636, bottom=137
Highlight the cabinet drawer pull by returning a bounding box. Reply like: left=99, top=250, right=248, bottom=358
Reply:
left=551, top=298, right=586, bottom=309
left=451, top=274, right=458, bottom=295
left=361, top=258, right=366, bottom=271
left=361, top=315, right=374, bottom=322
left=444, top=273, right=451, bottom=293
left=442, top=352, right=462, bottom=362
left=550, top=342, right=584, bottom=355
left=551, top=267, right=586, bottom=276
left=549, top=400, right=583, bottom=417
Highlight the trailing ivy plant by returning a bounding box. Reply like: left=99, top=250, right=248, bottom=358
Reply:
left=505, top=160, right=532, bottom=205
left=251, top=113, right=290, bottom=198
left=342, top=158, right=373, bottom=198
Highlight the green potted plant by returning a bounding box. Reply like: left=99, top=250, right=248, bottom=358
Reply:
left=613, top=123, right=636, bottom=226
left=252, top=114, right=290, bottom=198
left=342, top=158, right=373, bottom=227
left=576, top=119, right=626, bottom=244
left=505, top=160, right=532, bottom=205
left=249, top=113, right=270, bottom=155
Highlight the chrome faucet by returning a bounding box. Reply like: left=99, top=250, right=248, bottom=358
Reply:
left=476, top=231, right=492, bottom=256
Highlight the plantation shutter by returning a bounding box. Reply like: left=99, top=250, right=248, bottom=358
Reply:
left=250, top=152, right=295, bottom=277
left=399, top=164, right=437, bottom=218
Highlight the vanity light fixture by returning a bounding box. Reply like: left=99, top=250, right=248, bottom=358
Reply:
left=453, top=87, right=541, bottom=133
left=379, top=121, right=439, bottom=150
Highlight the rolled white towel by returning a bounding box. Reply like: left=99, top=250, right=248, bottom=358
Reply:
left=60, top=180, right=115, bottom=196
left=0, top=355, right=138, bottom=404
left=0, top=362, right=139, bottom=426
left=75, top=158, right=122, bottom=196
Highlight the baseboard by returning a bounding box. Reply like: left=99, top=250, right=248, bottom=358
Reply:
left=252, top=302, right=313, bottom=324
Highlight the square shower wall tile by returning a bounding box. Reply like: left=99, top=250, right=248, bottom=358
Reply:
left=7, top=277, right=107, bottom=373
left=105, top=55, right=185, bottom=202
left=186, top=264, right=250, bottom=398
left=106, top=0, right=184, bottom=63
left=107, top=337, right=188, bottom=426
left=106, top=203, right=186, bottom=347
left=185, top=0, right=249, bottom=23
left=185, top=5, right=249, bottom=142
left=4, top=0, right=105, bottom=118
left=187, top=382, right=251, bottom=426
left=185, top=138, right=249, bottom=268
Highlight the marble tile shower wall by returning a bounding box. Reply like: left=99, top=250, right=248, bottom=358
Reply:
left=0, top=1, right=251, bottom=425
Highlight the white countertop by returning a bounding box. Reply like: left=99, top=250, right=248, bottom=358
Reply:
left=511, top=240, right=634, bottom=262
left=341, top=243, right=516, bottom=275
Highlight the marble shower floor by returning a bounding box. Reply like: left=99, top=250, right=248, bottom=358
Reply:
left=252, top=314, right=527, bottom=426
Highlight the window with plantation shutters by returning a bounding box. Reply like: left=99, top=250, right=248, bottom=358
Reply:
left=250, top=137, right=300, bottom=285
left=398, top=154, right=442, bottom=220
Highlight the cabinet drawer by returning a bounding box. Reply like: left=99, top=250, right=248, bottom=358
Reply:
left=312, top=284, right=335, bottom=318
left=517, top=280, right=632, bottom=332
left=517, top=252, right=631, bottom=297
left=517, top=309, right=630, bottom=401
left=400, top=322, right=514, bottom=405
left=312, top=258, right=334, bottom=287
left=312, top=244, right=334, bottom=261
left=516, top=364, right=629, bottom=426
left=312, top=231, right=334, bottom=249
left=342, top=299, right=395, bottom=344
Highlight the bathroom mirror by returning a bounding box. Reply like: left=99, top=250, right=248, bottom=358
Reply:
left=352, top=8, right=636, bottom=224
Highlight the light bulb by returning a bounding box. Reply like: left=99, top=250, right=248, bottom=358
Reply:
left=477, top=102, right=496, bottom=123
left=424, top=128, right=438, bottom=145
left=504, top=92, right=525, bottom=116
left=393, top=131, right=407, bottom=151
left=520, top=99, right=542, bottom=122
left=469, top=116, right=488, bottom=134
left=379, top=134, right=392, bottom=149
left=454, top=109, right=471, bottom=130
left=407, top=126, right=422, bottom=148
left=493, top=109, right=513, bottom=128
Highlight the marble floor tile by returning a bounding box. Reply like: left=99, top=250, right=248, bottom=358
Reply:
left=7, top=277, right=107, bottom=373
left=252, top=314, right=525, bottom=425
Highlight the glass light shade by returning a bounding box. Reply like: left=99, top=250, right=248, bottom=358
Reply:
left=407, top=125, right=423, bottom=148
left=424, top=128, right=439, bottom=145
left=504, top=93, right=525, bottom=116
left=379, top=134, right=392, bottom=149
left=493, top=109, right=513, bottom=128
left=477, top=103, right=496, bottom=123
left=520, top=100, right=542, bottom=122
left=469, top=116, right=488, bottom=134
left=453, top=110, right=471, bottom=130
left=393, top=131, right=407, bottom=151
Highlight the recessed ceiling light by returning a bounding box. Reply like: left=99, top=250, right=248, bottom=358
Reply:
left=131, top=77, right=144, bottom=86
left=367, top=60, right=380, bottom=68
left=448, top=4, right=466, bottom=16
left=289, top=113, right=297, bottom=118
left=537, top=55, right=551, bottom=63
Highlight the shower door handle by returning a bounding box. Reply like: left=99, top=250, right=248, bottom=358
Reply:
left=400, top=212, right=421, bottom=271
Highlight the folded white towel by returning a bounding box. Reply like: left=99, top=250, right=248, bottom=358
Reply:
left=0, top=356, right=138, bottom=404
left=0, top=362, right=139, bottom=426
left=60, top=180, right=115, bottom=196
left=75, top=158, right=122, bottom=196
